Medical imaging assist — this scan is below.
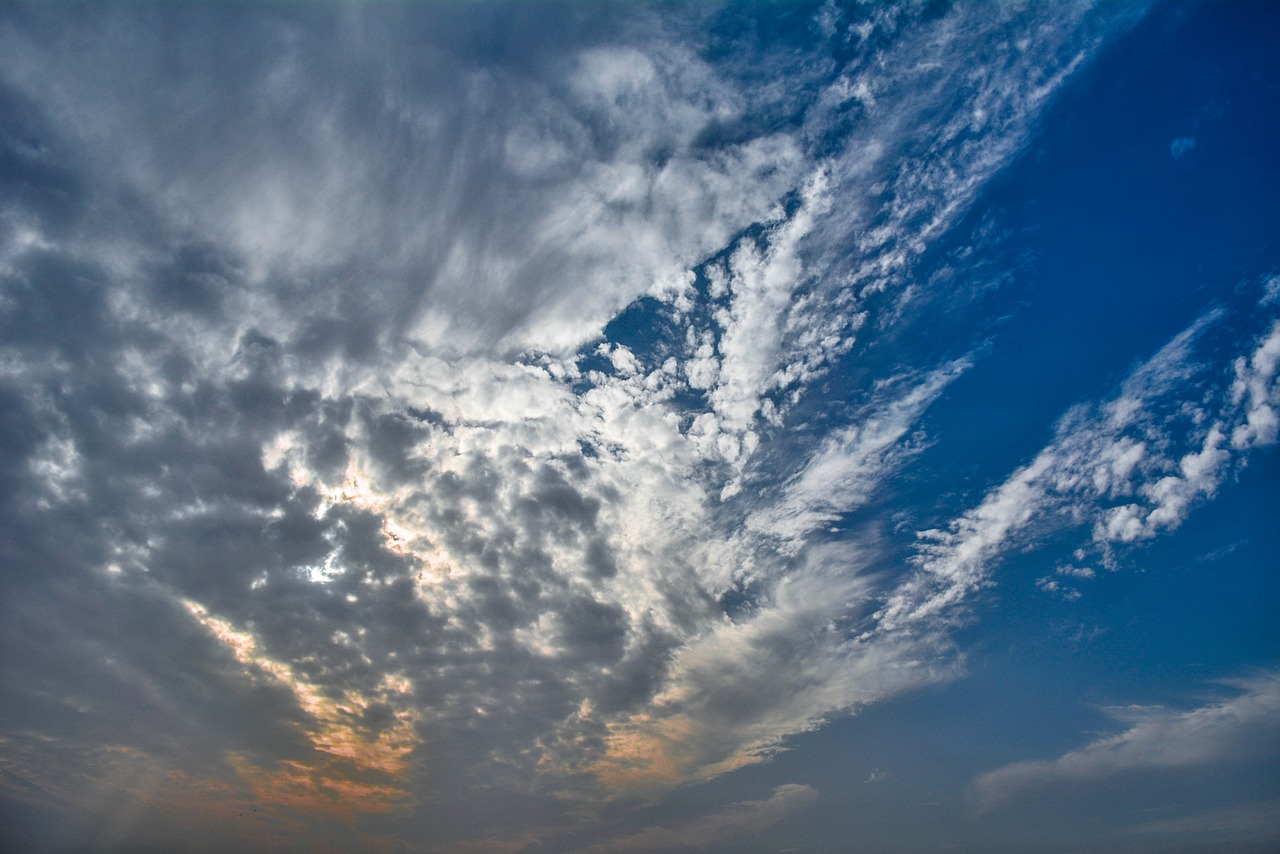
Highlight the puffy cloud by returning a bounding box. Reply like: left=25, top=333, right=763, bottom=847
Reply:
left=1229, top=319, right=1280, bottom=449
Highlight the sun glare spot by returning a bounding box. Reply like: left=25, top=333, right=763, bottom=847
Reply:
left=302, top=552, right=343, bottom=584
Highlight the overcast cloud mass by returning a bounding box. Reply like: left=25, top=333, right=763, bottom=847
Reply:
left=1, top=2, right=1278, bottom=852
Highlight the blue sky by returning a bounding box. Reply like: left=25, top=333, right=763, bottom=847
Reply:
left=1, top=1, right=1277, bottom=852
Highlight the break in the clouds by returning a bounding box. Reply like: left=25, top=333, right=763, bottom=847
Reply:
left=2, top=2, right=1278, bottom=852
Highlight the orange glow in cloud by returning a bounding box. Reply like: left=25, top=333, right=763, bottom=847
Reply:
left=229, top=754, right=411, bottom=821
left=0, top=737, right=318, bottom=850
left=182, top=600, right=419, bottom=818
left=590, top=712, right=770, bottom=797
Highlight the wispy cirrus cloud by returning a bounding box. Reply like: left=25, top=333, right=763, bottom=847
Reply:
left=972, top=671, right=1280, bottom=813
left=746, top=357, right=971, bottom=549
left=1123, top=799, right=1280, bottom=846
left=874, top=285, right=1280, bottom=631
left=577, top=783, right=817, bottom=854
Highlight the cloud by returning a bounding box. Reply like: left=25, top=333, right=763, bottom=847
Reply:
left=1229, top=319, right=1280, bottom=449
left=0, top=1, right=1165, bottom=849
left=587, top=543, right=961, bottom=793
left=578, top=784, right=818, bottom=853
left=747, top=357, right=971, bottom=548
left=0, top=3, right=804, bottom=359
left=1124, top=800, right=1280, bottom=843
left=1170, top=135, right=1196, bottom=159
left=972, top=672, right=1280, bottom=812
left=875, top=290, right=1280, bottom=630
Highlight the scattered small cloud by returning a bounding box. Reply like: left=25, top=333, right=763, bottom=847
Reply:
left=1170, top=136, right=1196, bottom=159
left=1199, top=538, right=1248, bottom=562
left=1035, top=577, right=1082, bottom=600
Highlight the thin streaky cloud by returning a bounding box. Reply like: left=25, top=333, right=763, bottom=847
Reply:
left=972, top=671, right=1280, bottom=813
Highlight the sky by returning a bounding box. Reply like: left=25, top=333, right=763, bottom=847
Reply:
left=0, top=1, right=1278, bottom=852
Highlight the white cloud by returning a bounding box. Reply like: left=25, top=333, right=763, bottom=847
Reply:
left=972, top=672, right=1280, bottom=812
left=0, top=5, right=806, bottom=359
left=705, top=169, right=831, bottom=447
left=748, top=358, right=970, bottom=548
left=1097, top=425, right=1229, bottom=543
left=1230, top=319, right=1280, bottom=449
left=876, top=295, right=1280, bottom=633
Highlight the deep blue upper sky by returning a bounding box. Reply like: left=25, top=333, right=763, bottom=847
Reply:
left=0, top=2, right=1277, bottom=852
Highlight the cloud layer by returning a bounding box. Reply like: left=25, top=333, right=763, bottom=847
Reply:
left=7, top=2, right=1276, bottom=852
